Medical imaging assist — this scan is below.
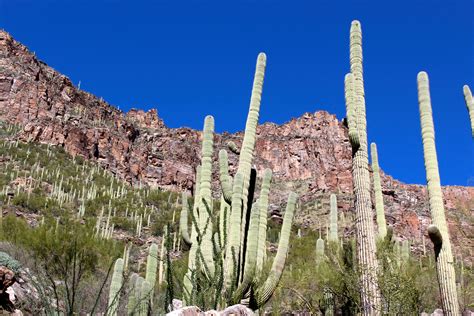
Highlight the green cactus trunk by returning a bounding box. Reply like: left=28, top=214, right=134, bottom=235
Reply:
left=182, top=165, right=201, bottom=302
left=180, top=192, right=192, bottom=245
left=329, top=194, right=338, bottom=242
left=146, top=243, right=158, bottom=300
left=417, top=71, right=460, bottom=315
left=235, top=53, right=266, bottom=278
left=107, top=258, right=124, bottom=316
left=254, top=192, right=297, bottom=308
left=370, top=143, right=387, bottom=239
left=199, top=115, right=215, bottom=276
left=256, top=169, right=272, bottom=276
left=345, top=20, right=381, bottom=315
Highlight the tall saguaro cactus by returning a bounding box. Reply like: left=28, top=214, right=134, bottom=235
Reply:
left=463, top=85, right=474, bottom=137
left=417, top=71, right=459, bottom=315
left=371, top=143, right=387, bottom=239
left=179, top=53, right=297, bottom=311
left=199, top=115, right=215, bottom=276
left=344, top=20, right=381, bottom=315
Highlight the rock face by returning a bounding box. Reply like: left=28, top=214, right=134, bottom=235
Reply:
left=0, top=30, right=472, bottom=260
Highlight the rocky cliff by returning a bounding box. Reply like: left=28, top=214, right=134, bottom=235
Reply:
left=0, top=30, right=472, bottom=260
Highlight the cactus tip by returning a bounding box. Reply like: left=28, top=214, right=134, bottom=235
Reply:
left=417, top=71, right=428, bottom=81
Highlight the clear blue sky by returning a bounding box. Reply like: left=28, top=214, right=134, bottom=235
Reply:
left=1, top=0, right=473, bottom=186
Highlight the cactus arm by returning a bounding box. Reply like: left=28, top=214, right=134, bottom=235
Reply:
left=232, top=199, right=260, bottom=302
left=146, top=243, right=158, bottom=289
left=127, top=273, right=139, bottom=315
left=183, top=165, right=202, bottom=303
left=198, top=116, right=215, bottom=275
left=235, top=53, right=266, bottom=264
left=417, top=71, right=459, bottom=315
left=159, top=231, right=166, bottom=285
left=344, top=73, right=360, bottom=149
left=224, top=172, right=244, bottom=291
left=219, top=195, right=230, bottom=250
left=227, top=141, right=241, bottom=155
left=239, top=168, right=257, bottom=281
left=348, top=20, right=381, bottom=314
left=370, top=143, right=387, bottom=239
left=463, top=85, right=474, bottom=137
left=219, top=149, right=234, bottom=204
left=140, top=280, right=152, bottom=315
left=107, top=258, right=124, bottom=316
left=329, top=194, right=338, bottom=242
left=254, top=192, right=297, bottom=308
left=256, top=169, right=272, bottom=276
left=180, top=192, right=192, bottom=245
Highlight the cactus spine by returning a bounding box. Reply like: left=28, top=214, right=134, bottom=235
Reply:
left=345, top=20, right=381, bottom=314
left=463, top=85, right=474, bottom=137
left=107, top=258, right=124, bottom=316
left=329, top=194, right=338, bottom=242
left=371, top=143, right=387, bottom=239
left=417, top=71, right=459, bottom=315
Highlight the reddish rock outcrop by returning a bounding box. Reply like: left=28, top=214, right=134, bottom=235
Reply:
left=0, top=30, right=472, bottom=260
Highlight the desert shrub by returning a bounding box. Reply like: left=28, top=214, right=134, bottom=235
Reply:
left=0, top=251, right=21, bottom=273
left=0, top=215, right=122, bottom=314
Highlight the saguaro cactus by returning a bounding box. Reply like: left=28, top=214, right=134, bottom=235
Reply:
left=146, top=243, right=158, bottom=300
left=463, top=85, right=474, bottom=137
left=329, top=194, right=338, bottom=242
left=417, top=71, right=459, bottom=315
left=199, top=115, right=215, bottom=275
left=107, top=258, right=124, bottom=316
left=370, top=143, right=387, bottom=239
left=344, top=20, right=381, bottom=315
left=316, top=237, right=325, bottom=263
left=179, top=53, right=297, bottom=311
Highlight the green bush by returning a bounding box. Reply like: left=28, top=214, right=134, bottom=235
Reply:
left=0, top=251, right=21, bottom=273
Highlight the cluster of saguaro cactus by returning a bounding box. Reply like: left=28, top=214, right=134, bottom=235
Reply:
left=417, top=72, right=459, bottom=315
left=370, top=143, right=388, bottom=239
left=343, top=20, right=381, bottom=314
left=106, top=241, right=160, bottom=315
left=463, top=85, right=474, bottom=137
left=179, top=53, right=298, bottom=310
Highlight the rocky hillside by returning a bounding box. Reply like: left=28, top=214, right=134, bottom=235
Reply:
left=0, top=29, right=472, bottom=261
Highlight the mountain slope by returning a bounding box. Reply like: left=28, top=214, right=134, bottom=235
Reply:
left=0, top=29, right=472, bottom=261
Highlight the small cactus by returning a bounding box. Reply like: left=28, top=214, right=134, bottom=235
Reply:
left=316, top=237, right=325, bottom=263
left=329, top=194, right=338, bottom=242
